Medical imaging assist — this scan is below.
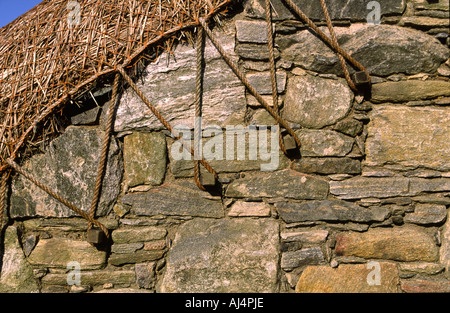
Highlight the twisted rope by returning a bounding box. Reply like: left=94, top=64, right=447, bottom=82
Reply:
left=0, top=171, right=8, bottom=230
left=6, top=159, right=109, bottom=237
left=88, top=73, right=121, bottom=230
left=198, top=18, right=301, bottom=148
left=264, top=0, right=288, bottom=156
left=283, top=0, right=370, bottom=89
left=193, top=28, right=207, bottom=191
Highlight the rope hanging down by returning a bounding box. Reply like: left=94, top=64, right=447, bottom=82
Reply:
left=198, top=18, right=302, bottom=149
left=282, top=0, right=371, bottom=90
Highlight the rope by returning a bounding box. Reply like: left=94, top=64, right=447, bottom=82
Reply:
left=282, top=0, right=370, bottom=89
left=198, top=18, right=302, bottom=148
left=264, top=0, right=288, bottom=155
left=319, top=0, right=356, bottom=91
left=88, top=73, right=121, bottom=231
left=116, top=65, right=219, bottom=179
left=193, top=28, right=207, bottom=191
left=0, top=171, right=8, bottom=230
left=6, top=159, right=110, bottom=237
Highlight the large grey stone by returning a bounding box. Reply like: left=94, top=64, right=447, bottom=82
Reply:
left=114, top=25, right=246, bottom=132
left=245, top=0, right=406, bottom=21
left=279, top=24, right=448, bottom=77
left=0, top=227, right=39, bottom=292
left=121, top=180, right=224, bottom=218
left=366, top=106, right=450, bottom=171
left=284, top=75, right=353, bottom=128
left=225, top=169, right=329, bottom=199
left=160, top=218, right=279, bottom=292
left=10, top=126, right=123, bottom=218
left=275, top=200, right=390, bottom=223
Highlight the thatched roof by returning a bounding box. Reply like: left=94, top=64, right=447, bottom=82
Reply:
left=0, top=0, right=231, bottom=169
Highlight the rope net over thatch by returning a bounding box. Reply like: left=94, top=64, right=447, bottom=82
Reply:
left=0, top=0, right=232, bottom=170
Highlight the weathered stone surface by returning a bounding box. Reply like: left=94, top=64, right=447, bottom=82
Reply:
left=292, top=157, right=361, bottom=175
left=225, top=170, right=329, bottom=199
left=111, top=227, right=167, bottom=244
left=246, top=71, right=287, bottom=94
left=297, top=130, right=354, bottom=157
left=284, top=75, right=353, bottom=128
left=41, top=269, right=136, bottom=286
left=114, top=25, right=246, bottom=132
left=235, top=20, right=268, bottom=43
left=404, top=203, right=447, bottom=225
left=0, top=227, right=39, bottom=292
left=236, top=44, right=280, bottom=61
left=333, top=118, right=364, bottom=137
left=281, top=230, right=329, bottom=244
left=398, top=262, right=445, bottom=276
left=275, top=200, right=390, bottom=223
left=121, top=181, right=224, bottom=218
left=11, top=126, right=123, bottom=218
left=330, top=177, right=410, bottom=199
left=295, top=263, right=400, bottom=293
left=135, top=262, right=157, bottom=289
left=279, top=24, right=448, bottom=77
left=123, top=132, right=167, bottom=188
left=330, top=176, right=450, bottom=199
left=109, top=250, right=165, bottom=266
left=335, top=226, right=439, bottom=262
left=245, top=0, right=406, bottom=21
left=366, top=106, right=450, bottom=171
left=28, top=238, right=107, bottom=269
left=400, top=278, right=450, bottom=293
left=169, top=129, right=290, bottom=177
left=441, top=216, right=450, bottom=277
left=281, top=247, right=325, bottom=270
left=160, top=218, right=279, bottom=292
left=228, top=201, right=271, bottom=217
left=371, top=81, right=450, bottom=103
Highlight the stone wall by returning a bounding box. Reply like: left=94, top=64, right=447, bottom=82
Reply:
left=1, top=0, right=449, bottom=293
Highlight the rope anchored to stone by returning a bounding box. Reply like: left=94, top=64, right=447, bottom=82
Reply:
left=6, top=158, right=110, bottom=238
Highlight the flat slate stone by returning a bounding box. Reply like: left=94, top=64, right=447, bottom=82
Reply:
left=335, top=226, right=439, bottom=262
left=27, top=238, right=107, bottom=269
left=275, top=200, right=390, bottom=223
left=371, top=81, right=450, bottom=103
left=225, top=169, right=329, bottom=199
left=159, top=218, right=279, bottom=292
left=245, top=0, right=406, bottom=21
left=329, top=177, right=410, bottom=199
left=121, top=180, right=224, bottom=218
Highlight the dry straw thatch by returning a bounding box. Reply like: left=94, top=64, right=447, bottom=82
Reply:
left=0, top=0, right=232, bottom=170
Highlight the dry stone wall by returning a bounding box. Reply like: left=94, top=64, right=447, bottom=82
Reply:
left=1, top=0, right=449, bottom=293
